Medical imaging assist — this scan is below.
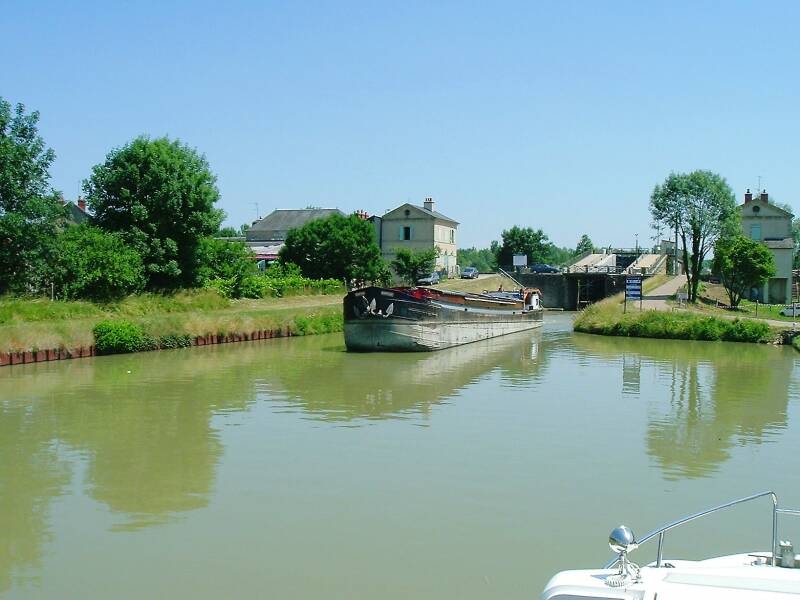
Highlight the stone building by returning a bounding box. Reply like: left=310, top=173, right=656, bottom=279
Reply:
left=370, top=197, right=459, bottom=276
left=739, top=189, right=794, bottom=304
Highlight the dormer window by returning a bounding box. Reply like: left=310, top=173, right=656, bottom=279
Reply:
left=753, top=205, right=760, bottom=213
left=404, top=209, right=410, bottom=217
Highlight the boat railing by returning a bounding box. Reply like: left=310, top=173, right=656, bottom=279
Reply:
left=604, top=491, right=800, bottom=569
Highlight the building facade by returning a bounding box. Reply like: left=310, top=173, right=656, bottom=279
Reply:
left=372, top=197, right=459, bottom=276
left=739, top=189, right=794, bottom=304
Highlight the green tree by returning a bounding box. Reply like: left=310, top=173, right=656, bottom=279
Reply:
left=216, top=226, right=239, bottom=237
left=198, top=237, right=258, bottom=298
left=494, top=226, right=554, bottom=267
left=457, top=247, right=496, bottom=272
left=0, top=98, right=64, bottom=294
left=391, top=248, right=438, bottom=285
left=83, top=136, right=223, bottom=290
left=575, top=234, right=594, bottom=256
left=279, top=213, right=388, bottom=285
left=650, top=170, right=738, bottom=302
left=51, top=224, right=145, bottom=301
left=713, top=235, right=776, bottom=307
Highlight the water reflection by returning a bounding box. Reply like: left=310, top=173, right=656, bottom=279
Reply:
left=572, top=333, right=796, bottom=479
left=257, top=330, right=545, bottom=422
left=0, top=345, right=270, bottom=589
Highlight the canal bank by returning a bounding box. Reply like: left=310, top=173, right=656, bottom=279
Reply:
left=0, top=290, right=343, bottom=366
left=574, top=276, right=792, bottom=345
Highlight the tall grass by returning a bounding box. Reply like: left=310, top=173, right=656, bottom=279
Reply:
left=0, top=290, right=343, bottom=352
left=574, top=303, right=772, bottom=343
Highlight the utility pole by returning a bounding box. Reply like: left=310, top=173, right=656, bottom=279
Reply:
left=254, top=202, right=260, bottom=220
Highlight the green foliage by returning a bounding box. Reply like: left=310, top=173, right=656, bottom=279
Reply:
left=198, top=237, right=258, bottom=298
left=93, top=319, right=152, bottom=354
left=575, top=234, right=594, bottom=256
left=0, top=296, right=102, bottom=324
left=457, top=246, right=496, bottom=272
left=156, top=333, right=194, bottom=349
left=292, top=312, right=344, bottom=335
left=51, top=224, right=145, bottom=301
left=713, top=235, right=776, bottom=307
left=793, top=336, right=800, bottom=352
left=279, top=213, right=388, bottom=285
left=0, top=97, right=65, bottom=294
left=204, top=262, right=343, bottom=299
left=84, top=136, right=223, bottom=290
left=391, top=248, right=438, bottom=285
left=793, top=217, right=800, bottom=270
left=494, top=226, right=554, bottom=267
left=549, top=246, right=577, bottom=267
left=216, top=226, right=240, bottom=237
left=650, top=171, right=738, bottom=302
left=574, top=305, right=771, bottom=343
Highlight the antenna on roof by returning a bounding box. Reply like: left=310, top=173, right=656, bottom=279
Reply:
left=757, top=175, right=762, bottom=193
left=254, top=202, right=260, bottom=220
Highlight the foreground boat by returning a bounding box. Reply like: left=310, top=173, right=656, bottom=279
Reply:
left=541, top=491, right=800, bottom=599
left=343, top=286, right=543, bottom=351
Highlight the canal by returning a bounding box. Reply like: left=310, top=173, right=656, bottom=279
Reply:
left=2, top=314, right=799, bottom=598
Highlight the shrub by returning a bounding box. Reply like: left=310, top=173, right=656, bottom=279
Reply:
left=157, top=334, right=194, bottom=349
left=93, top=320, right=149, bottom=354
left=51, top=224, right=146, bottom=302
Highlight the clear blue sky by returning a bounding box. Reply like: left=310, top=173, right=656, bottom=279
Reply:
left=3, top=1, right=798, bottom=249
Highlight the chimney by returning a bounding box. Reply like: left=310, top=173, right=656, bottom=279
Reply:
left=760, top=190, right=768, bottom=203
left=423, top=197, right=434, bottom=212
left=744, top=188, right=752, bottom=203
left=77, top=196, right=86, bottom=211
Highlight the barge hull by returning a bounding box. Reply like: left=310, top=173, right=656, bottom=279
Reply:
left=344, top=317, right=543, bottom=352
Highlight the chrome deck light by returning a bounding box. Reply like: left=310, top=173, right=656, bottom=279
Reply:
left=607, top=525, right=640, bottom=587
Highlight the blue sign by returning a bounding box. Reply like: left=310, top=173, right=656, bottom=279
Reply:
left=625, top=276, right=643, bottom=300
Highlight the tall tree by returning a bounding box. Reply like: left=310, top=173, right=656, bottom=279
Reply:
left=494, top=226, right=554, bottom=267
left=575, top=234, right=594, bottom=256
left=0, top=98, right=65, bottom=294
left=83, top=136, right=223, bottom=290
left=279, top=213, right=389, bottom=286
left=650, top=170, right=737, bottom=302
left=391, top=248, right=438, bottom=285
left=713, top=235, right=776, bottom=307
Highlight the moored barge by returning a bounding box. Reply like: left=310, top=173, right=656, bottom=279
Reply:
left=343, top=286, right=543, bottom=352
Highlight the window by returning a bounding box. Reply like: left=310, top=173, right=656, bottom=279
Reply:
left=402, top=226, right=411, bottom=240
left=450, top=229, right=454, bottom=243
left=750, top=223, right=761, bottom=241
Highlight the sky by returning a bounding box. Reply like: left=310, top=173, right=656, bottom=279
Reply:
left=3, top=0, right=799, bottom=249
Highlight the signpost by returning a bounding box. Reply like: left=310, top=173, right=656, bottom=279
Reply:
left=625, top=275, right=643, bottom=313
left=512, top=254, right=528, bottom=267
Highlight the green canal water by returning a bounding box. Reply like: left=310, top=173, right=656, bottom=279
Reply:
left=1, top=314, right=799, bottom=598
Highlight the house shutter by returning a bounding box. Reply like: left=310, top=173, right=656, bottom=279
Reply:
left=398, top=226, right=403, bottom=241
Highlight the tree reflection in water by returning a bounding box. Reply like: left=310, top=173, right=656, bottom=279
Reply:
left=571, top=333, right=796, bottom=480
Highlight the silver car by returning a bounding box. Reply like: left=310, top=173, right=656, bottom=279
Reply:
left=779, top=304, right=800, bottom=317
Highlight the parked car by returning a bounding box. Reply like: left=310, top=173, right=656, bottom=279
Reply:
left=461, top=267, right=479, bottom=279
left=530, top=263, right=560, bottom=274
left=780, top=304, right=800, bottom=317
left=417, top=272, right=440, bottom=285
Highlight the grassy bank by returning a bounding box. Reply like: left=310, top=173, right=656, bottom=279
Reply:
left=793, top=336, right=800, bottom=352
left=575, top=296, right=774, bottom=344
left=0, top=290, right=344, bottom=353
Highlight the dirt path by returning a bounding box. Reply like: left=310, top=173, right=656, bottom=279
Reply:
left=640, top=276, right=685, bottom=310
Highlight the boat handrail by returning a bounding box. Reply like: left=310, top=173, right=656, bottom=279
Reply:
left=603, top=491, right=791, bottom=569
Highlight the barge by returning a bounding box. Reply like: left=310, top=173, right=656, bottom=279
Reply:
left=343, top=286, right=543, bottom=352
